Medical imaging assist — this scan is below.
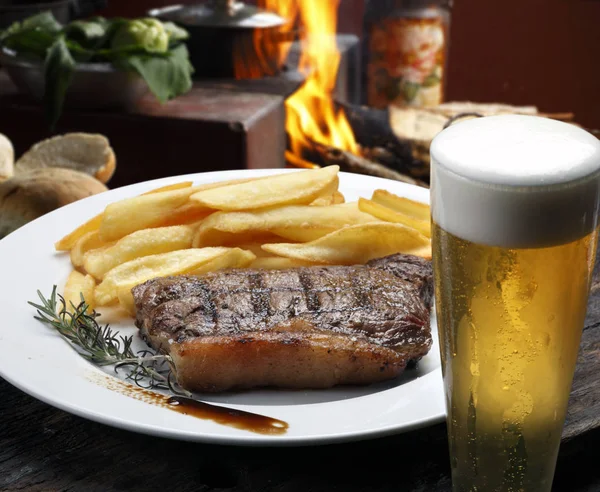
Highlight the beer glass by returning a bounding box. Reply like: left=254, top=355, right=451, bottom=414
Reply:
left=430, top=115, right=600, bottom=491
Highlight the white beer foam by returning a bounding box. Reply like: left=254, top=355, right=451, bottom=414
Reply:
left=430, top=115, right=600, bottom=248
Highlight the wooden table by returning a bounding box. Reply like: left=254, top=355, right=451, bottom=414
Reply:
left=2, top=254, right=600, bottom=492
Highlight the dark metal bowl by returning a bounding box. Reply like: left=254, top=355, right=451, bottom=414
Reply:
left=0, top=47, right=149, bottom=110
left=148, top=3, right=293, bottom=79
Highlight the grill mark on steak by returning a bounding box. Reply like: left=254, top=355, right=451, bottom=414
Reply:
left=350, top=268, right=371, bottom=314
left=249, top=272, right=270, bottom=318
left=298, top=270, right=319, bottom=312
left=131, top=253, right=434, bottom=392
left=202, top=279, right=218, bottom=326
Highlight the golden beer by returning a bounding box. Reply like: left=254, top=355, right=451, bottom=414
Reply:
left=430, top=114, right=600, bottom=491
left=433, top=223, right=597, bottom=491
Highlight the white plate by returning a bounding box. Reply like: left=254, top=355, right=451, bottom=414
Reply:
left=0, top=169, right=445, bottom=446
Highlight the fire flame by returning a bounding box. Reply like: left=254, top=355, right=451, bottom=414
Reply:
left=286, top=0, right=360, bottom=157
left=254, top=0, right=360, bottom=159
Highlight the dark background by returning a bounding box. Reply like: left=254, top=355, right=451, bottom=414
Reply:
left=98, top=0, right=600, bottom=130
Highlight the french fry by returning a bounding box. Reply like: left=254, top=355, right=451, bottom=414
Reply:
left=57, top=172, right=337, bottom=250
left=188, top=247, right=256, bottom=275
left=371, top=189, right=430, bottom=221
left=98, top=187, right=207, bottom=242
left=117, top=287, right=137, bottom=316
left=250, top=256, right=315, bottom=270
left=95, top=247, right=256, bottom=306
left=157, top=203, right=214, bottom=227
left=309, top=190, right=345, bottom=206
left=189, top=175, right=270, bottom=192
left=98, top=176, right=273, bottom=242
left=268, top=203, right=380, bottom=242
left=193, top=202, right=378, bottom=246
left=235, top=242, right=277, bottom=258
left=190, top=165, right=339, bottom=211
left=63, top=270, right=96, bottom=312
left=262, top=222, right=431, bottom=265
left=145, top=178, right=262, bottom=196
left=308, top=176, right=340, bottom=206
left=332, top=191, right=345, bottom=204
left=358, top=198, right=431, bottom=238
left=84, top=225, right=197, bottom=280
left=55, top=213, right=103, bottom=251
left=54, top=182, right=194, bottom=251
left=309, top=194, right=335, bottom=207
left=70, top=230, right=111, bottom=268
left=193, top=230, right=284, bottom=249
left=142, top=181, right=193, bottom=195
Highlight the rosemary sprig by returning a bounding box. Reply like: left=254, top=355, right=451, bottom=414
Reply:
left=28, top=286, right=191, bottom=397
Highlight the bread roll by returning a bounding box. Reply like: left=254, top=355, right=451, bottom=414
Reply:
left=0, top=133, right=14, bottom=181
left=15, top=133, right=116, bottom=184
left=0, top=168, right=107, bottom=239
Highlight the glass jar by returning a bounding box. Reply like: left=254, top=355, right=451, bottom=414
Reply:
left=362, top=0, right=452, bottom=108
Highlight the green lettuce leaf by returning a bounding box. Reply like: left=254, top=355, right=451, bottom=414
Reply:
left=122, top=44, right=193, bottom=103
left=0, top=11, right=62, bottom=57
left=2, top=29, right=57, bottom=58
left=65, top=19, right=108, bottom=47
left=22, top=11, right=62, bottom=32
left=163, top=22, right=189, bottom=44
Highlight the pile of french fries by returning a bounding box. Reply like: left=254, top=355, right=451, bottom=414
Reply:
left=56, top=166, right=432, bottom=315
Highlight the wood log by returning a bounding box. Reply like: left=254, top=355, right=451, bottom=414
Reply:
left=334, top=100, right=426, bottom=180
left=307, top=139, right=427, bottom=187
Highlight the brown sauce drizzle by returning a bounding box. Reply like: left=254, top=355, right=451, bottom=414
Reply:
left=87, top=373, right=288, bottom=435
left=166, top=396, right=288, bottom=435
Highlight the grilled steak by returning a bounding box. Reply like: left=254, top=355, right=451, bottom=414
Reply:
left=132, top=253, right=433, bottom=393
